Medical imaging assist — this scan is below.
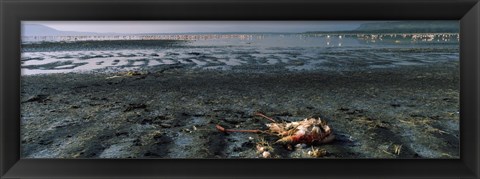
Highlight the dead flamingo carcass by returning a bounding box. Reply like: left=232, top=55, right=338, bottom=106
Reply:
left=216, top=112, right=335, bottom=145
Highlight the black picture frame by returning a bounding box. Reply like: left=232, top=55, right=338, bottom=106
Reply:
left=1, top=0, right=479, bottom=178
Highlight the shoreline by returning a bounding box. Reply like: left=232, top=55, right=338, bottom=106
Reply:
left=20, top=62, right=460, bottom=158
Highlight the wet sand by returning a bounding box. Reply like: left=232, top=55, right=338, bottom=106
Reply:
left=20, top=60, right=460, bottom=159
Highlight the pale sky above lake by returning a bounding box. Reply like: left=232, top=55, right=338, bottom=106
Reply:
left=22, top=21, right=385, bottom=34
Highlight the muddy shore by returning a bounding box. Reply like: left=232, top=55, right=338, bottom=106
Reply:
left=20, top=61, right=460, bottom=159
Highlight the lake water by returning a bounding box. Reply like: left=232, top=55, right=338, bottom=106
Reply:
left=21, top=33, right=459, bottom=75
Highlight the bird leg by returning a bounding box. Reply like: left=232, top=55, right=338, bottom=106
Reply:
left=254, top=112, right=277, bottom=123
left=216, top=124, right=263, bottom=133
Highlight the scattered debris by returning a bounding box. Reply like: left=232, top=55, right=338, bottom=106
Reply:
left=126, top=71, right=143, bottom=76
left=106, top=71, right=147, bottom=79
left=255, top=138, right=274, bottom=158
left=399, top=117, right=449, bottom=135
left=262, top=151, right=271, bottom=158
left=307, top=147, right=327, bottom=158
left=353, top=116, right=390, bottom=129
left=393, top=144, right=402, bottom=155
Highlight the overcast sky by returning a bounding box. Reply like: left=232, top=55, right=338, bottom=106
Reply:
left=22, top=21, right=384, bottom=34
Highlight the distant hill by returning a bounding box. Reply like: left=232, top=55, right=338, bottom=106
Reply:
left=354, top=21, right=459, bottom=33
left=22, top=24, right=61, bottom=36
left=21, top=24, right=285, bottom=36
left=22, top=24, right=114, bottom=36
left=305, top=21, right=459, bottom=34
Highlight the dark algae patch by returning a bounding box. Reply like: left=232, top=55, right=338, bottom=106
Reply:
left=20, top=60, right=459, bottom=158
left=22, top=40, right=187, bottom=52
